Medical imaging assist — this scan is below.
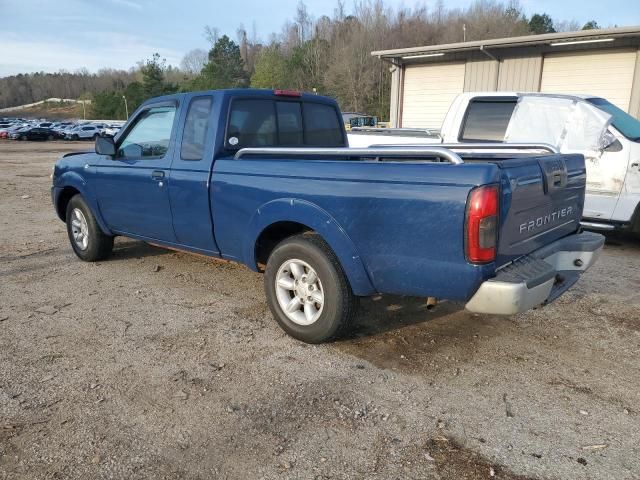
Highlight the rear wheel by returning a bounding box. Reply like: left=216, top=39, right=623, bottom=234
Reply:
left=66, top=195, right=113, bottom=261
left=264, top=233, right=357, bottom=343
left=72, top=134, right=79, bottom=141
left=20, top=135, right=26, bottom=141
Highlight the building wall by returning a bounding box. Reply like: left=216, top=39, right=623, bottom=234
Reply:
left=540, top=49, right=637, bottom=110
left=628, top=50, right=640, bottom=117
left=389, top=66, right=402, bottom=127
left=393, top=43, right=640, bottom=126
left=401, top=62, right=466, bottom=128
left=463, top=59, right=498, bottom=91
left=497, top=55, right=542, bottom=91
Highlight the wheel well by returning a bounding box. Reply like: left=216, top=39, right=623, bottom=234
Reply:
left=255, top=221, right=313, bottom=270
left=631, top=203, right=640, bottom=235
left=56, top=187, right=80, bottom=221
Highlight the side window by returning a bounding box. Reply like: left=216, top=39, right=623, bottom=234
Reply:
left=460, top=100, right=516, bottom=142
left=303, top=103, right=343, bottom=146
left=181, top=97, right=212, bottom=160
left=117, top=106, right=176, bottom=159
left=227, top=99, right=276, bottom=148
left=276, top=101, right=303, bottom=145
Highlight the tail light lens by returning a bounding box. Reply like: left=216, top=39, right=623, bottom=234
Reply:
left=466, top=185, right=499, bottom=263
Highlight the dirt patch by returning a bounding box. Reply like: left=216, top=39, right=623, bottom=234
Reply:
left=1, top=140, right=640, bottom=479
left=425, top=436, right=535, bottom=480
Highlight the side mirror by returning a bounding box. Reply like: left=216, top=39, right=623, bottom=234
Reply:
left=600, top=130, right=622, bottom=152
left=120, top=143, right=143, bottom=158
left=95, top=135, right=116, bottom=156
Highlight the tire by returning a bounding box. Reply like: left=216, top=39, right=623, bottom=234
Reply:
left=20, top=135, right=26, bottom=141
left=65, top=194, right=113, bottom=261
left=47, top=135, right=54, bottom=141
left=72, top=134, right=79, bottom=141
left=264, top=233, right=358, bottom=343
left=93, top=133, right=99, bottom=140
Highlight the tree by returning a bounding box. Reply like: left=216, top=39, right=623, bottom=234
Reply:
left=204, top=25, right=220, bottom=46
left=529, top=13, right=556, bottom=34
left=123, top=81, right=145, bottom=114
left=180, top=49, right=208, bottom=75
left=91, top=91, right=122, bottom=119
left=250, top=47, right=288, bottom=89
left=554, top=20, right=580, bottom=32
left=89, top=54, right=174, bottom=120
left=140, top=53, right=167, bottom=98
left=195, top=35, right=248, bottom=89
left=0, top=1, right=605, bottom=122
left=582, top=20, right=600, bottom=30
left=295, top=1, right=312, bottom=44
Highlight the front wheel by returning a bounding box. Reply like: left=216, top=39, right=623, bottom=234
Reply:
left=66, top=195, right=113, bottom=261
left=264, top=233, right=357, bottom=343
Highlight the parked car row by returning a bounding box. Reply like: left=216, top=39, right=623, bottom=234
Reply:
left=0, top=117, right=123, bottom=141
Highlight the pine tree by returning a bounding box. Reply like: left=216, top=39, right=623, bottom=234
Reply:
left=529, top=14, right=556, bottom=34
left=140, top=53, right=166, bottom=98
left=196, top=35, right=248, bottom=90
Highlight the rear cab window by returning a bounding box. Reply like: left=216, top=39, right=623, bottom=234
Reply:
left=276, top=102, right=303, bottom=145
left=181, top=96, right=213, bottom=160
left=225, top=97, right=344, bottom=150
left=460, top=98, right=517, bottom=142
left=303, top=102, right=344, bottom=146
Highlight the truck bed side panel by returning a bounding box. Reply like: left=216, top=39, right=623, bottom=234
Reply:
left=211, top=158, right=498, bottom=300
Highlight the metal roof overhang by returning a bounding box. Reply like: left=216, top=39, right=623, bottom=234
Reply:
left=372, top=26, right=640, bottom=64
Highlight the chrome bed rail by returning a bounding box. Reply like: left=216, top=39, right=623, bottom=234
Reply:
left=369, top=142, right=560, bottom=154
left=234, top=146, right=465, bottom=164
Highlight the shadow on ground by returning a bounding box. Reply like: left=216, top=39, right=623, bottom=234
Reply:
left=110, top=238, right=175, bottom=261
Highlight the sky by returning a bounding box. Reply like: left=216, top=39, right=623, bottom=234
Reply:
left=1, top=0, right=639, bottom=77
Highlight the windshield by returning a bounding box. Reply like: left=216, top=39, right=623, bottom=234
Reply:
left=587, top=97, right=640, bottom=141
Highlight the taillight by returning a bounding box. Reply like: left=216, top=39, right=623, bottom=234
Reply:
left=466, top=185, right=499, bottom=263
left=274, top=89, right=301, bottom=97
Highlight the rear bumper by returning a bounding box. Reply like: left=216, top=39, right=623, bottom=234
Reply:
left=465, top=231, right=604, bottom=315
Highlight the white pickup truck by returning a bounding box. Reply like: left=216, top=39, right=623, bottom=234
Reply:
left=348, top=92, right=640, bottom=235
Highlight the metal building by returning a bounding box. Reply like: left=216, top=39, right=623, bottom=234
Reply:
left=373, top=27, right=640, bottom=128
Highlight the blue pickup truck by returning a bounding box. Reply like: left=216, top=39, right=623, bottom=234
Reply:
left=51, top=89, right=604, bottom=343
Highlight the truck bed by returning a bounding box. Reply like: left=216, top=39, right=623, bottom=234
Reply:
left=211, top=148, right=585, bottom=299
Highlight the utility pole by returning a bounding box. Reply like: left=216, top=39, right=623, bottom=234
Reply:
left=463, top=23, right=467, bottom=42
left=81, top=100, right=86, bottom=120
left=122, top=95, right=129, bottom=119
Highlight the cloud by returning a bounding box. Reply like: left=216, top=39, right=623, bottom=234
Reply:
left=0, top=35, right=183, bottom=77
left=104, top=0, right=144, bottom=9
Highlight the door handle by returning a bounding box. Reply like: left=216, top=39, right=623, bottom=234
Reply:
left=151, top=170, right=165, bottom=180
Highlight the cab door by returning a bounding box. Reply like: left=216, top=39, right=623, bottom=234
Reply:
left=168, top=95, right=220, bottom=254
left=582, top=127, right=629, bottom=220
left=95, top=102, right=178, bottom=242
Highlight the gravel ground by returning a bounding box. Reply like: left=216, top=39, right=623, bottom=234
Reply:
left=1, top=140, right=639, bottom=480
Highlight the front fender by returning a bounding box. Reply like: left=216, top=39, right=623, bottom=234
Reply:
left=243, top=198, right=376, bottom=296
left=56, top=171, right=112, bottom=236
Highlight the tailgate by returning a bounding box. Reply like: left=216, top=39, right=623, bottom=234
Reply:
left=496, top=153, right=586, bottom=265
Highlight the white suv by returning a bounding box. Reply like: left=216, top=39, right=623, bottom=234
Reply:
left=66, top=125, right=101, bottom=140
